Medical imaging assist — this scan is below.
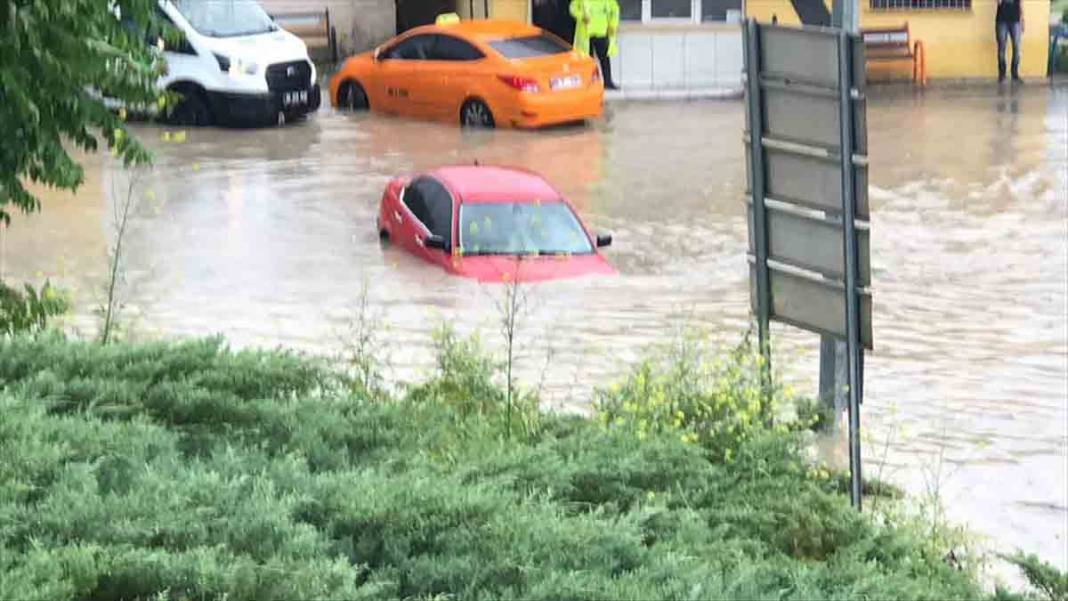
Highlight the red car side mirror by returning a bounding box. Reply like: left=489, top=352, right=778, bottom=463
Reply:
left=425, top=234, right=447, bottom=251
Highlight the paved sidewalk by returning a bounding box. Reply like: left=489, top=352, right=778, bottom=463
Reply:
left=603, top=86, right=744, bottom=101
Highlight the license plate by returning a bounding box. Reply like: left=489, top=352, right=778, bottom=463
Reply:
left=282, top=90, right=308, bottom=107
left=550, top=75, right=581, bottom=91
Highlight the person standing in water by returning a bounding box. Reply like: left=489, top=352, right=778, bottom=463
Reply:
left=570, top=0, right=620, bottom=90
left=996, top=0, right=1024, bottom=82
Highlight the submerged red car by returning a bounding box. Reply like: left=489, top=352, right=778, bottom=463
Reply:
left=377, top=165, right=614, bottom=282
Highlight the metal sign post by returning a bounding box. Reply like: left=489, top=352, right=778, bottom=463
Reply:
left=744, top=20, right=773, bottom=381
left=743, top=21, right=871, bottom=509
left=836, top=29, right=864, bottom=508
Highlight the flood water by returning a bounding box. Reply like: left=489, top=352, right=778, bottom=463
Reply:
left=2, top=85, right=1066, bottom=573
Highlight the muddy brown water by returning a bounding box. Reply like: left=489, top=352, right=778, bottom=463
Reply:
left=2, top=85, right=1065, bottom=573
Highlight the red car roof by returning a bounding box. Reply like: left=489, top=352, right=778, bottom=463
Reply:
left=430, top=165, right=562, bottom=203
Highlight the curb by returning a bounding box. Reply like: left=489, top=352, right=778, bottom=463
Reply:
left=604, top=87, right=745, bottom=101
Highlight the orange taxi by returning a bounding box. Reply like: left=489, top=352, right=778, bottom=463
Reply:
left=328, top=19, right=604, bottom=129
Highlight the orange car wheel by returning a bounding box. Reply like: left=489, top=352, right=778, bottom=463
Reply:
left=460, top=99, right=494, bottom=129
left=338, top=81, right=369, bottom=111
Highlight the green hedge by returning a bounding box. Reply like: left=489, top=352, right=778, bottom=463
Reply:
left=0, top=336, right=991, bottom=600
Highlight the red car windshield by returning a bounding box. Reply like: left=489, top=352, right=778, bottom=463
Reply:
left=459, top=202, right=593, bottom=256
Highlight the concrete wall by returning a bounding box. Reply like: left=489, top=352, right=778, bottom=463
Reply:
left=746, top=0, right=1051, bottom=78
left=609, top=24, right=745, bottom=89
left=259, top=0, right=396, bottom=55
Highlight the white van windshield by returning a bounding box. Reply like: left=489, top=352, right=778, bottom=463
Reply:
left=175, top=0, right=277, bottom=38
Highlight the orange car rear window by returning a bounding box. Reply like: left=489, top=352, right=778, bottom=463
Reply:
left=489, top=34, right=570, bottom=59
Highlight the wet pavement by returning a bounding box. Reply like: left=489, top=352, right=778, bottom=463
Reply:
left=2, top=85, right=1066, bottom=572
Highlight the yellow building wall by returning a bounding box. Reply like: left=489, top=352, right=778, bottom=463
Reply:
left=460, top=0, right=527, bottom=21
left=861, top=2, right=1048, bottom=79
left=746, top=0, right=831, bottom=25
left=745, top=0, right=1050, bottom=79
left=458, top=0, right=489, bottom=19
left=490, top=0, right=530, bottom=21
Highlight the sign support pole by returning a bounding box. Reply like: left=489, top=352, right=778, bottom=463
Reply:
left=744, top=20, right=773, bottom=394
left=823, top=0, right=858, bottom=434
left=837, top=31, right=864, bottom=510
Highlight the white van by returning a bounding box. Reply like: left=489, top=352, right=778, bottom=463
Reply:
left=152, top=0, right=321, bottom=126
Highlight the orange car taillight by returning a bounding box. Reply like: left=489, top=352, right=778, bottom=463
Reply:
left=497, top=74, right=540, bottom=93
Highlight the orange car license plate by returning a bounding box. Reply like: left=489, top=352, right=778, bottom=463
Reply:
left=550, top=75, right=581, bottom=91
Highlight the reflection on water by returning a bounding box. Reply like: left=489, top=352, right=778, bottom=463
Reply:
left=1, top=87, right=1065, bottom=571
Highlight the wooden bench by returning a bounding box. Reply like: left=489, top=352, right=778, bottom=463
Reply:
left=271, top=9, right=339, bottom=63
left=861, top=24, right=926, bottom=85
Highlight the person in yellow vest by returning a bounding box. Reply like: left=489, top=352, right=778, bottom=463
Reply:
left=570, top=0, right=620, bottom=90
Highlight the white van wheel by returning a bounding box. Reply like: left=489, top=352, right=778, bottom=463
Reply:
left=165, top=87, right=213, bottom=127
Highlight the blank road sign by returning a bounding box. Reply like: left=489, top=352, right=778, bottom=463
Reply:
left=750, top=261, right=874, bottom=349
left=759, top=26, right=840, bottom=86
left=747, top=202, right=871, bottom=285
left=763, top=145, right=869, bottom=218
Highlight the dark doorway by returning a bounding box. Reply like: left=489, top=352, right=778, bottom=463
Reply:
left=396, top=0, right=457, bottom=34
left=532, top=0, right=575, bottom=46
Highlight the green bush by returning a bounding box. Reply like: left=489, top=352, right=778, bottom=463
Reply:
left=595, top=330, right=797, bottom=461
left=1001, top=553, right=1068, bottom=601
left=0, top=336, right=997, bottom=600
left=0, top=280, right=68, bottom=336
left=404, top=324, right=540, bottom=439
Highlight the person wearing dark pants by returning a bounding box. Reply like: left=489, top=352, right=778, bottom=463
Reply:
left=996, top=0, right=1024, bottom=82
left=570, top=0, right=620, bottom=90
left=589, top=36, right=615, bottom=90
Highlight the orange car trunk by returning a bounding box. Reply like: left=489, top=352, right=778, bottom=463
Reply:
left=509, top=54, right=599, bottom=94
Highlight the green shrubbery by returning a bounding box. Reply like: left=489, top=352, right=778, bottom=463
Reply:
left=595, top=331, right=792, bottom=461
left=0, top=334, right=1051, bottom=600
left=0, top=280, right=68, bottom=336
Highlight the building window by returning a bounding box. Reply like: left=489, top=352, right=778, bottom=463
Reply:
left=869, top=0, right=970, bottom=9
left=620, top=0, right=642, bottom=20
left=701, top=0, right=742, bottom=20
left=619, top=0, right=742, bottom=22
left=651, top=0, right=692, bottom=18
